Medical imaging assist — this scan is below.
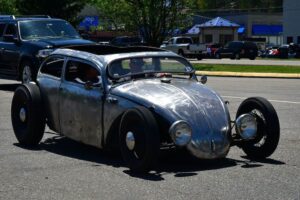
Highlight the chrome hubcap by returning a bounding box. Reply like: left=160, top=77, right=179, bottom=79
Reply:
left=19, top=108, right=26, bottom=122
left=22, top=66, right=32, bottom=83
left=126, top=131, right=135, bottom=151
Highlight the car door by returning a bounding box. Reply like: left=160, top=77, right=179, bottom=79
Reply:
left=37, top=55, right=65, bottom=133
left=220, top=42, right=233, bottom=57
left=0, top=22, right=9, bottom=72
left=59, top=58, right=104, bottom=148
left=1, top=23, right=20, bottom=74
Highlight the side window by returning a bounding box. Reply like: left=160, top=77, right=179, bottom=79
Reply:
left=4, top=24, right=17, bottom=36
left=40, top=57, right=64, bottom=78
left=65, top=60, right=101, bottom=85
left=0, top=23, right=6, bottom=41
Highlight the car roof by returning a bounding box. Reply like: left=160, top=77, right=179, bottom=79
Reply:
left=0, top=15, right=61, bottom=22
left=52, top=44, right=179, bottom=67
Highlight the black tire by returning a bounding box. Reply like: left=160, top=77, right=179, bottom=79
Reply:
left=249, top=56, right=256, bottom=60
left=11, top=84, right=45, bottom=146
left=20, top=61, right=35, bottom=84
left=215, top=53, right=221, bottom=59
left=119, top=107, right=160, bottom=173
left=235, top=53, right=240, bottom=60
left=236, top=97, right=280, bottom=159
left=178, top=50, right=185, bottom=57
left=196, top=54, right=202, bottom=60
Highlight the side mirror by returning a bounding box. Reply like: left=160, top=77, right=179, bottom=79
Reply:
left=3, top=35, right=20, bottom=43
left=199, top=75, right=207, bottom=84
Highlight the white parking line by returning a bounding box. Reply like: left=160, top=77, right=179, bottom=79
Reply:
left=222, top=96, right=300, bottom=105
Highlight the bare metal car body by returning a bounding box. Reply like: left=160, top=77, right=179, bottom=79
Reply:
left=36, top=48, right=229, bottom=159
left=11, top=45, right=280, bottom=172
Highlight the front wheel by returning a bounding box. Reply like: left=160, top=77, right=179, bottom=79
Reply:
left=11, top=84, right=45, bottom=146
left=119, top=107, right=160, bottom=173
left=236, top=97, right=280, bottom=159
left=20, top=61, right=35, bottom=84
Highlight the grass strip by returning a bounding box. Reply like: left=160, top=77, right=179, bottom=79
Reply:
left=193, top=64, right=300, bottom=73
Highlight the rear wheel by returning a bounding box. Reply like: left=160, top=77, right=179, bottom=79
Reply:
left=11, top=84, right=45, bottom=146
left=178, top=50, right=185, bottom=57
left=119, top=107, right=160, bottom=173
left=196, top=54, right=202, bottom=60
left=236, top=97, right=280, bottom=159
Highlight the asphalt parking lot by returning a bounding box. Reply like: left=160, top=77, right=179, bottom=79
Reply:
left=0, top=77, right=299, bottom=200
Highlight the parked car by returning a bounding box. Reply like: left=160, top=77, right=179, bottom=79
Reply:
left=215, top=41, right=258, bottom=60
left=110, top=36, right=146, bottom=47
left=0, top=15, right=93, bottom=83
left=160, top=36, right=206, bottom=60
left=11, top=44, right=280, bottom=173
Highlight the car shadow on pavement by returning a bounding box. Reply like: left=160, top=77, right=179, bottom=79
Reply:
left=14, top=135, right=285, bottom=181
left=0, top=84, right=19, bottom=92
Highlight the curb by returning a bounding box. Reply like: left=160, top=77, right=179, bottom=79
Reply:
left=195, top=71, right=300, bottom=79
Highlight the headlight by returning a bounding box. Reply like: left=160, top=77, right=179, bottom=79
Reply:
left=36, top=49, right=54, bottom=58
left=235, top=114, right=257, bottom=140
left=169, top=120, right=192, bottom=146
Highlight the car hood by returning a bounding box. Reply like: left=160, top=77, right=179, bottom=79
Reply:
left=111, top=78, right=231, bottom=158
left=26, top=38, right=94, bottom=48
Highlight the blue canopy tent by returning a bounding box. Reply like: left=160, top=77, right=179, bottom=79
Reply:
left=198, top=17, right=240, bottom=28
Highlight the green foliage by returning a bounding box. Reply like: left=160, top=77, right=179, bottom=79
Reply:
left=15, top=0, right=88, bottom=24
left=0, top=0, right=18, bottom=14
left=92, top=0, right=190, bottom=46
left=187, top=0, right=282, bottom=10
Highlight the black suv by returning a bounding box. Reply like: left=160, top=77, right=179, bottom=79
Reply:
left=215, top=41, right=258, bottom=60
left=110, top=36, right=146, bottom=47
left=0, top=15, right=93, bottom=83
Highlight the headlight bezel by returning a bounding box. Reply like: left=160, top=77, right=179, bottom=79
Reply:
left=235, top=113, right=257, bottom=140
left=169, top=120, right=192, bottom=146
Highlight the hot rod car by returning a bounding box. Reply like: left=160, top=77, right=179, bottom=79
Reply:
left=11, top=45, right=280, bottom=172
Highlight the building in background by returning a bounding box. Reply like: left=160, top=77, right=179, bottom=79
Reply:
left=283, top=0, right=300, bottom=44
left=197, top=17, right=240, bottom=45
left=221, top=13, right=283, bottom=47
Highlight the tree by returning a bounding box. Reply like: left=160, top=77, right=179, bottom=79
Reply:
left=92, top=0, right=190, bottom=46
left=15, top=0, right=88, bottom=23
left=0, top=0, right=18, bottom=14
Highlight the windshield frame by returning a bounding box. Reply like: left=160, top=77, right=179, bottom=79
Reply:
left=106, top=55, right=195, bottom=81
left=18, top=19, right=80, bottom=41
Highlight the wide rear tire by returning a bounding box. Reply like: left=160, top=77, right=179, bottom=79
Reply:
left=11, top=84, right=45, bottom=146
left=119, top=107, right=160, bottom=173
left=236, top=97, right=280, bottom=159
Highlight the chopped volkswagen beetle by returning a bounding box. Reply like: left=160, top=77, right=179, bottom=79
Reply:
left=11, top=45, right=280, bottom=172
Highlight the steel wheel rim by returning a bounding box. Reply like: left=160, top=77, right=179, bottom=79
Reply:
left=22, top=66, right=32, bottom=83
left=19, top=107, right=26, bottom=123
left=126, top=131, right=135, bottom=151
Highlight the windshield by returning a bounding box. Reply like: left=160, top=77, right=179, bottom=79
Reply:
left=19, top=20, right=80, bottom=40
left=108, top=56, right=194, bottom=80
